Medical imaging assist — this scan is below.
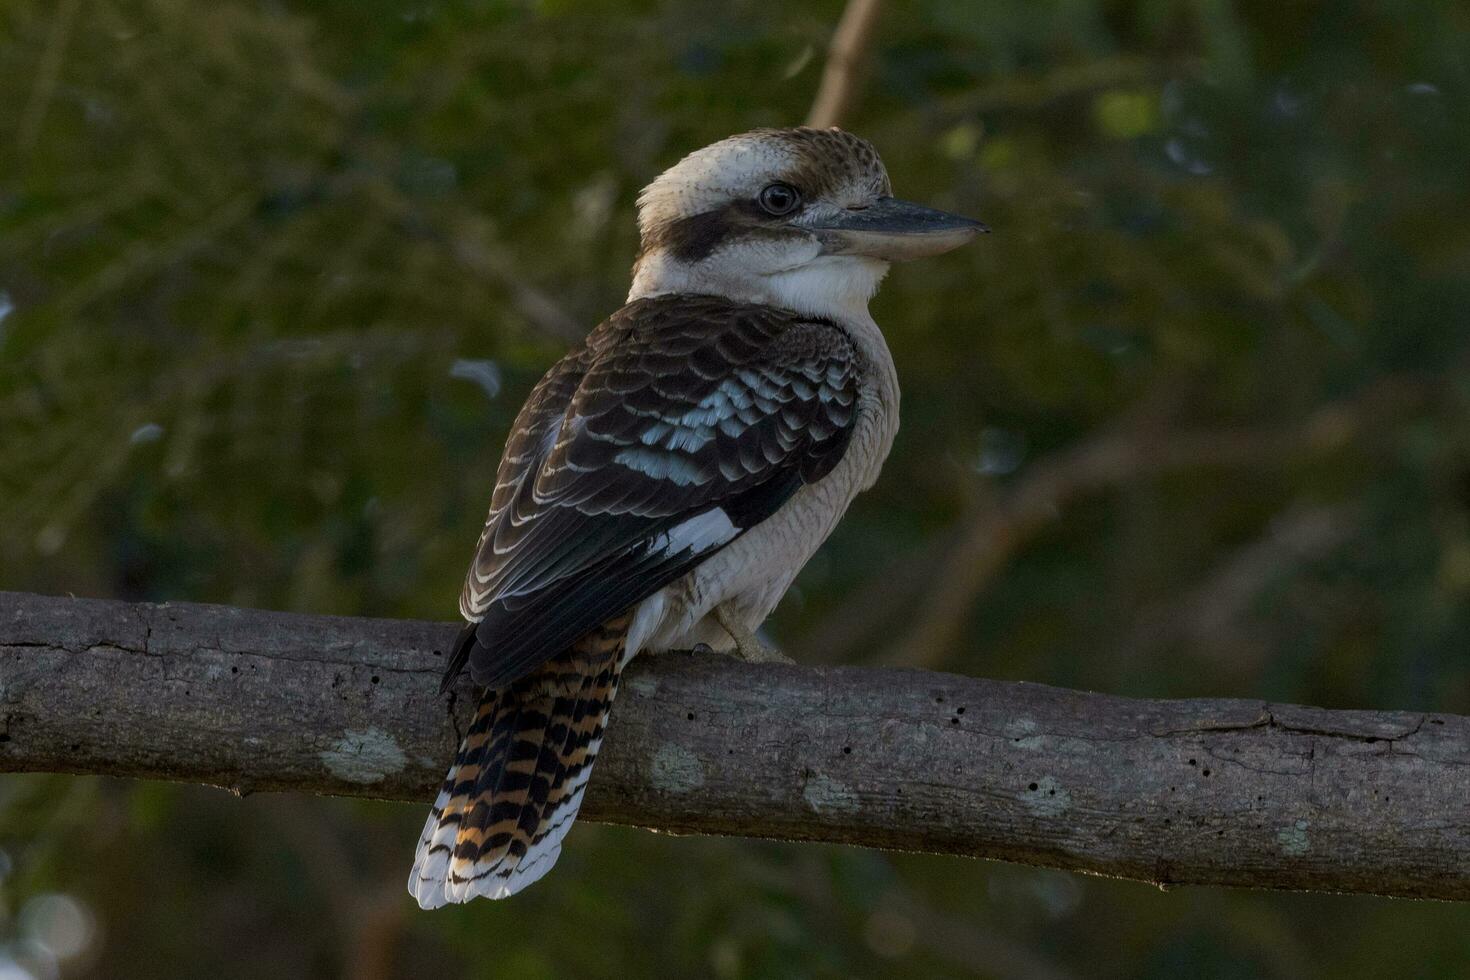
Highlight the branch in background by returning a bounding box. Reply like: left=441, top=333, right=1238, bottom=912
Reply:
left=3, top=591, right=1467, bottom=902
left=441, top=210, right=588, bottom=344
left=1122, top=504, right=1358, bottom=674
left=806, top=0, right=884, bottom=129
left=794, top=534, right=951, bottom=664
left=365, top=179, right=588, bottom=344
left=926, top=56, right=1187, bottom=124
left=16, top=0, right=81, bottom=156
left=880, top=380, right=1431, bottom=668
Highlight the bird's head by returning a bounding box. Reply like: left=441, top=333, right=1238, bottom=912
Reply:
left=629, top=127, right=986, bottom=320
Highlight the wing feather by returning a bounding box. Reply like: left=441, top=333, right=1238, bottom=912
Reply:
left=452, top=295, right=860, bottom=690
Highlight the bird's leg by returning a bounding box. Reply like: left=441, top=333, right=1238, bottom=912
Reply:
left=713, top=604, right=794, bottom=665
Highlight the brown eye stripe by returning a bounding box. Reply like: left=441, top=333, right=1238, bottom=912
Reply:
left=634, top=126, right=892, bottom=263
left=638, top=199, right=792, bottom=263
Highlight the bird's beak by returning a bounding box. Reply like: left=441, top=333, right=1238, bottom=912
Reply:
left=804, top=197, right=989, bottom=262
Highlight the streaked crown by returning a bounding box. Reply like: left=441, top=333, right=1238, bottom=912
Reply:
left=636, top=127, right=892, bottom=258
left=628, top=126, right=983, bottom=318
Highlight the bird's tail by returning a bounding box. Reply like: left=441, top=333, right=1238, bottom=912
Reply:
left=408, top=615, right=629, bottom=908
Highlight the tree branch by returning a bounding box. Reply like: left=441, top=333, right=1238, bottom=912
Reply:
left=2, top=591, right=1466, bottom=901
left=882, top=379, right=1431, bottom=668
left=805, top=0, right=884, bottom=129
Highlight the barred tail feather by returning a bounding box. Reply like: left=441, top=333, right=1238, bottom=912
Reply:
left=408, top=619, right=627, bottom=908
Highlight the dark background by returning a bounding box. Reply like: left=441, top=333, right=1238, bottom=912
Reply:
left=2, top=0, right=1469, bottom=976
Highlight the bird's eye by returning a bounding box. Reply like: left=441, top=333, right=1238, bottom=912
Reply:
left=757, top=182, right=801, bottom=216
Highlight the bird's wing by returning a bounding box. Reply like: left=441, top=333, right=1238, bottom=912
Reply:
left=449, top=295, right=860, bottom=689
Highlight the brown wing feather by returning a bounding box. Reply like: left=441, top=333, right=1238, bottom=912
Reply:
left=452, top=294, right=860, bottom=690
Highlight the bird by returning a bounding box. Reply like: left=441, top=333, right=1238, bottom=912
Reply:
left=408, top=126, right=985, bottom=908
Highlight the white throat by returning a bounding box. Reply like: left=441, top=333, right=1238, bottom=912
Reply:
left=628, top=250, right=890, bottom=324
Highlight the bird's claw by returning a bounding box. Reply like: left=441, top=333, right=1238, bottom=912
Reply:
left=713, top=604, right=794, bottom=665
left=730, top=635, right=794, bottom=665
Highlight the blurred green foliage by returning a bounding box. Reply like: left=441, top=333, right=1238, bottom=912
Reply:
left=2, top=0, right=1469, bottom=976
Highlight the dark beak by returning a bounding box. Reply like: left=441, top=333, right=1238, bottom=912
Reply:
left=805, top=197, right=989, bottom=262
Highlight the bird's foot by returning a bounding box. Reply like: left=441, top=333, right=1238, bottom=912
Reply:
left=733, top=635, right=794, bottom=665
left=713, top=605, right=794, bottom=665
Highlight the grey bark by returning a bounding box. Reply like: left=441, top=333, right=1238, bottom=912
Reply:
left=1, top=590, right=1466, bottom=900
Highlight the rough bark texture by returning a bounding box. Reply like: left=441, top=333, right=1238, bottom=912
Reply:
left=2, top=590, right=1466, bottom=900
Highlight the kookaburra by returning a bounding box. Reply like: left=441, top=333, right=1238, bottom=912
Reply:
left=409, top=127, right=984, bottom=907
